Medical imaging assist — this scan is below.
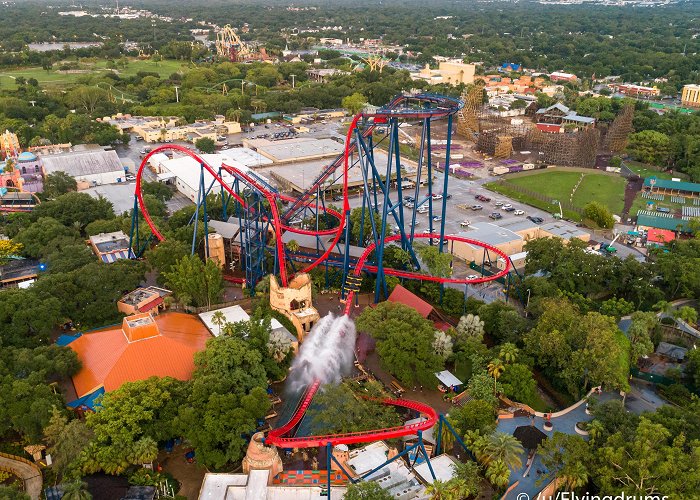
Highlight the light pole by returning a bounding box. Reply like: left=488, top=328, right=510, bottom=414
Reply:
left=174, top=86, right=180, bottom=103
left=290, top=74, right=296, bottom=89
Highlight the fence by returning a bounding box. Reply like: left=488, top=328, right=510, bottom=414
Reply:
left=682, top=206, right=700, bottom=217
left=642, top=191, right=665, bottom=201
left=670, top=196, right=686, bottom=204
left=491, top=179, right=584, bottom=217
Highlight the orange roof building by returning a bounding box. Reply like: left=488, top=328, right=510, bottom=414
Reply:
left=69, top=312, right=212, bottom=398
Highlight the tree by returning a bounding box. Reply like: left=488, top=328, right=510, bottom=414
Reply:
left=32, top=192, right=114, bottom=230
left=599, top=297, right=635, bottom=319
left=164, top=254, right=224, bottom=308
left=141, top=181, right=174, bottom=202
left=356, top=302, right=444, bottom=386
left=307, top=382, right=401, bottom=435
left=499, top=363, right=538, bottom=406
left=67, top=86, right=110, bottom=114
left=686, top=348, right=700, bottom=390
left=12, top=217, right=81, bottom=259
left=583, top=201, right=615, bottom=229
left=627, top=130, right=672, bottom=166
left=175, top=388, right=269, bottom=470
left=342, top=92, right=367, bottom=114
left=498, top=343, right=519, bottom=364
left=673, top=305, right=698, bottom=325
left=144, top=238, right=189, bottom=285
left=195, top=137, right=216, bottom=154
left=432, top=330, right=454, bottom=360
left=626, top=311, right=657, bottom=365
left=44, top=408, right=93, bottom=479
left=82, top=377, right=187, bottom=475
left=43, top=172, right=77, bottom=199
left=416, top=244, right=452, bottom=278
left=524, top=298, right=630, bottom=398
left=455, top=314, right=485, bottom=343
left=467, top=371, right=500, bottom=406
left=0, top=240, right=22, bottom=268
left=538, top=432, right=592, bottom=491
left=485, top=459, right=510, bottom=489
left=344, top=481, right=393, bottom=500
left=449, top=399, right=497, bottom=435
left=483, top=432, right=523, bottom=470
left=595, top=417, right=700, bottom=496
left=487, top=359, right=505, bottom=395
left=60, top=480, right=92, bottom=500
left=211, top=311, right=228, bottom=336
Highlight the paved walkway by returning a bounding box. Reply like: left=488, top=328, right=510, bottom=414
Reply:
left=498, top=390, right=620, bottom=499
left=0, top=454, right=42, bottom=499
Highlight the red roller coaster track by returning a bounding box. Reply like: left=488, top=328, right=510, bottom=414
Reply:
left=133, top=94, right=512, bottom=449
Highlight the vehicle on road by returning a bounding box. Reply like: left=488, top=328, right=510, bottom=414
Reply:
left=432, top=215, right=442, bottom=221
left=467, top=274, right=479, bottom=280
left=460, top=220, right=471, bottom=227
left=125, top=174, right=136, bottom=182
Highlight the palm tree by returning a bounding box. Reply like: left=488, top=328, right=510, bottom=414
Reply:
left=286, top=239, right=300, bottom=254
left=425, top=479, right=450, bottom=500
left=485, top=459, right=511, bottom=489
left=439, top=419, right=456, bottom=454
left=483, top=432, right=524, bottom=470
left=561, top=461, right=589, bottom=490
left=587, top=420, right=605, bottom=445
left=499, top=343, right=519, bottom=364
left=487, top=358, right=505, bottom=395
left=61, top=480, right=92, bottom=500
left=211, top=310, right=227, bottom=336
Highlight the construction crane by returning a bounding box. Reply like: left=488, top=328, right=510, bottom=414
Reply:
left=602, top=232, right=621, bottom=254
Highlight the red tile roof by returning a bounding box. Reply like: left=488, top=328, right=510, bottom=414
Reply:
left=70, top=312, right=211, bottom=397
left=138, top=296, right=163, bottom=313
left=647, top=228, right=676, bottom=244
left=387, top=285, right=435, bottom=319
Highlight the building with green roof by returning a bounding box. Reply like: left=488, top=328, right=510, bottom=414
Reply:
left=643, top=177, right=700, bottom=196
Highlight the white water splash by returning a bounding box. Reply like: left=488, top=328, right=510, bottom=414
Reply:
left=286, top=313, right=357, bottom=394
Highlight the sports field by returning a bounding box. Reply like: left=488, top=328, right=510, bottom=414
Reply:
left=485, top=170, right=627, bottom=217
left=0, top=59, right=189, bottom=90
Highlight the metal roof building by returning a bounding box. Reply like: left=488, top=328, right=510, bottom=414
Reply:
left=41, top=149, right=126, bottom=186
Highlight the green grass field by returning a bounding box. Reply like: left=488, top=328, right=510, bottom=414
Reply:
left=623, top=161, right=678, bottom=181
left=0, top=59, right=190, bottom=90
left=485, top=170, right=627, bottom=218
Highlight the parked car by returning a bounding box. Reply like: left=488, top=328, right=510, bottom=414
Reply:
left=514, top=210, right=525, bottom=216
left=489, top=212, right=503, bottom=220
left=467, top=274, right=479, bottom=280
left=460, top=220, right=471, bottom=227
left=494, top=201, right=504, bottom=207
left=432, top=194, right=443, bottom=200
left=504, top=206, right=515, bottom=212
left=125, top=174, right=136, bottom=181
left=502, top=203, right=513, bottom=209
left=527, top=216, right=544, bottom=224
left=432, top=215, right=442, bottom=221
left=471, top=205, right=483, bottom=210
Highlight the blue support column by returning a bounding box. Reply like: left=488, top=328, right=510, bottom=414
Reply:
left=326, top=443, right=332, bottom=500
left=417, top=431, right=437, bottom=481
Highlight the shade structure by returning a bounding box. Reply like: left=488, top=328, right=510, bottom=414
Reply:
left=513, top=425, right=548, bottom=450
